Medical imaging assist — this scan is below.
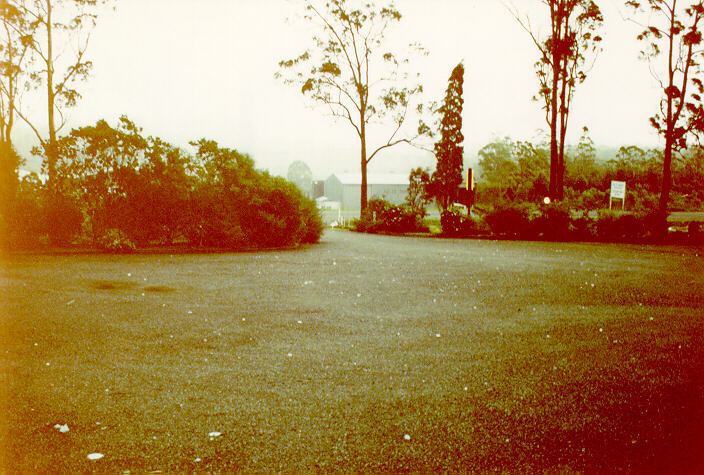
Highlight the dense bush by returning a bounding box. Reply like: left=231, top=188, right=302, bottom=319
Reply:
left=98, top=229, right=136, bottom=253
left=483, top=203, right=532, bottom=238
left=14, top=118, right=325, bottom=251
left=440, top=208, right=487, bottom=237
left=355, top=198, right=428, bottom=234
left=531, top=203, right=571, bottom=241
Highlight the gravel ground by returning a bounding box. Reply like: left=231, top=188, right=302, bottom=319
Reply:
left=1, top=230, right=703, bottom=472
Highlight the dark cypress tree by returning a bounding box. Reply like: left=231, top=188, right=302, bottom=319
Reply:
left=433, top=63, right=465, bottom=211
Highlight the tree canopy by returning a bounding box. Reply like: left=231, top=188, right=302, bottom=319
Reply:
left=277, top=0, right=429, bottom=209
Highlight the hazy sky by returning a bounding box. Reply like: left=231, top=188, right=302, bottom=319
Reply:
left=16, top=0, right=663, bottom=179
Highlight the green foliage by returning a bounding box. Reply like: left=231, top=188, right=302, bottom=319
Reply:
left=355, top=198, right=428, bottom=234
left=432, top=63, right=464, bottom=211
left=483, top=202, right=532, bottom=239
left=0, top=174, right=45, bottom=249
left=405, top=167, right=432, bottom=216
left=98, top=229, right=136, bottom=253
left=277, top=0, right=429, bottom=209
left=531, top=203, right=571, bottom=241
left=45, top=193, right=83, bottom=246
left=477, top=138, right=550, bottom=203
left=22, top=117, right=323, bottom=250
left=439, top=208, right=486, bottom=237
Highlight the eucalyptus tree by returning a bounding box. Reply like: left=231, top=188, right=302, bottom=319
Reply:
left=0, top=0, right=33, bottom=149
left=7, top=0, right=108, bottom=199
left=625, top=0, right=704, bottom=233
left=277, top=0, right=429, bottom=209
left=511, top=0, right=604, bottom=200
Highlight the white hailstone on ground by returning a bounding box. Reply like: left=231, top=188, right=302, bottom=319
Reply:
left=87, top=453, right=104, bottom=460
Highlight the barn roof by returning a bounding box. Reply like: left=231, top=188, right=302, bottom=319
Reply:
left=329, top=172, right=410, bottom=185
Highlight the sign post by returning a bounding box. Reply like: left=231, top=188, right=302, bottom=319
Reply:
left=610, top=180, right=626, bottom=210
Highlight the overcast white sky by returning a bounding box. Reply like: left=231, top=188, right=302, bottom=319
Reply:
left=15, top=0, right=663, bottom=179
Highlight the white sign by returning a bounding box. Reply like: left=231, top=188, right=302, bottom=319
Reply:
left=610, top=181, right=626, bottom=199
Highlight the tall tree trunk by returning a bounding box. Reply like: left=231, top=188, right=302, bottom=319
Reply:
left=549, top=52, right=560, bottom=201
left=46, top=0, right=57, bottom=197
left=360, top=109, right=368, bottom=210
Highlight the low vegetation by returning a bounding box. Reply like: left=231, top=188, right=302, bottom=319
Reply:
left=0, top=117, right=323, bottom=251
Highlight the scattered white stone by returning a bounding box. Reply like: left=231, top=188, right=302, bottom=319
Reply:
left=194, top=457, right=201, bottom=462
left=127, top=273, right=131, bottom=277
left=208, top=431, right=222, bottom=438
left=357, top=293, right=361, bottom=297
left=66, top=300, right=75, bottom=305
left=404, top=434, right=411, bottom=441
left=287, top=353, right=293, bottom=357
left=54, top=424, right=69, bottom=433
left=546, top=334, right=550, bottom=339
left=649, top=317, right=654, bottom=321
left=141, top=292, right=145, bottom=296
left=297, top=320, right=303, bottom=324
left=34, top=343, right=38, bottom=346
left=599, top=328, right=603, bottom=332
left=45, top=362, right=50, bottom=366
left=435, top=333, right=441, bottom=338
left=303, top=281, right=313, bottom=285
left=87, top=453, right=104, bottom=460
left=464, top=386, right=468, bottom=391
left=242, top=318, right=246, bottom=321
left=188, top=310, right=193, bottom=314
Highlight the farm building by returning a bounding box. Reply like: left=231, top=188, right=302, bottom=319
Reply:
left=324, top=173, right=409, bottom=209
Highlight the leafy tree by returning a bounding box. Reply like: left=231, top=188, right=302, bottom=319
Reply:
left=432, top=62, right=465, bottom=211
left=7, top=0, right=108, bottom=214
left=0, top=0, right=33, bottom=149
left=566, top=126, right=599, bottom=190
left=511, top=1, right=604, bottom=201
left=277, top=0, right=429, bottom=210
left=287, top=160, right=313, bottom=198
left=625, top=0, right=704, bottom=235
left=405, top=166, right=432, bottom=216
left=477, top=137, right=520, bottom=191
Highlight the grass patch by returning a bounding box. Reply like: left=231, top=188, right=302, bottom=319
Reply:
left=1, top=232, right=703, bottom=471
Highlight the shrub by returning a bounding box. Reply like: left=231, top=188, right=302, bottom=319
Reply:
left=98, top=229, right=136, bottom=253
left=45, top=194, right=83, bottom=247
left=532, top=203, right=571, bottom=241
left=596, top=210, right=648, bottom=242
left=355, top=198, right=427, bottom=234
left=298, top=198, right=324, bottom=244
left=440, top=208, right=487, bottom=237
left=483, top=203, right=532, bottom=238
